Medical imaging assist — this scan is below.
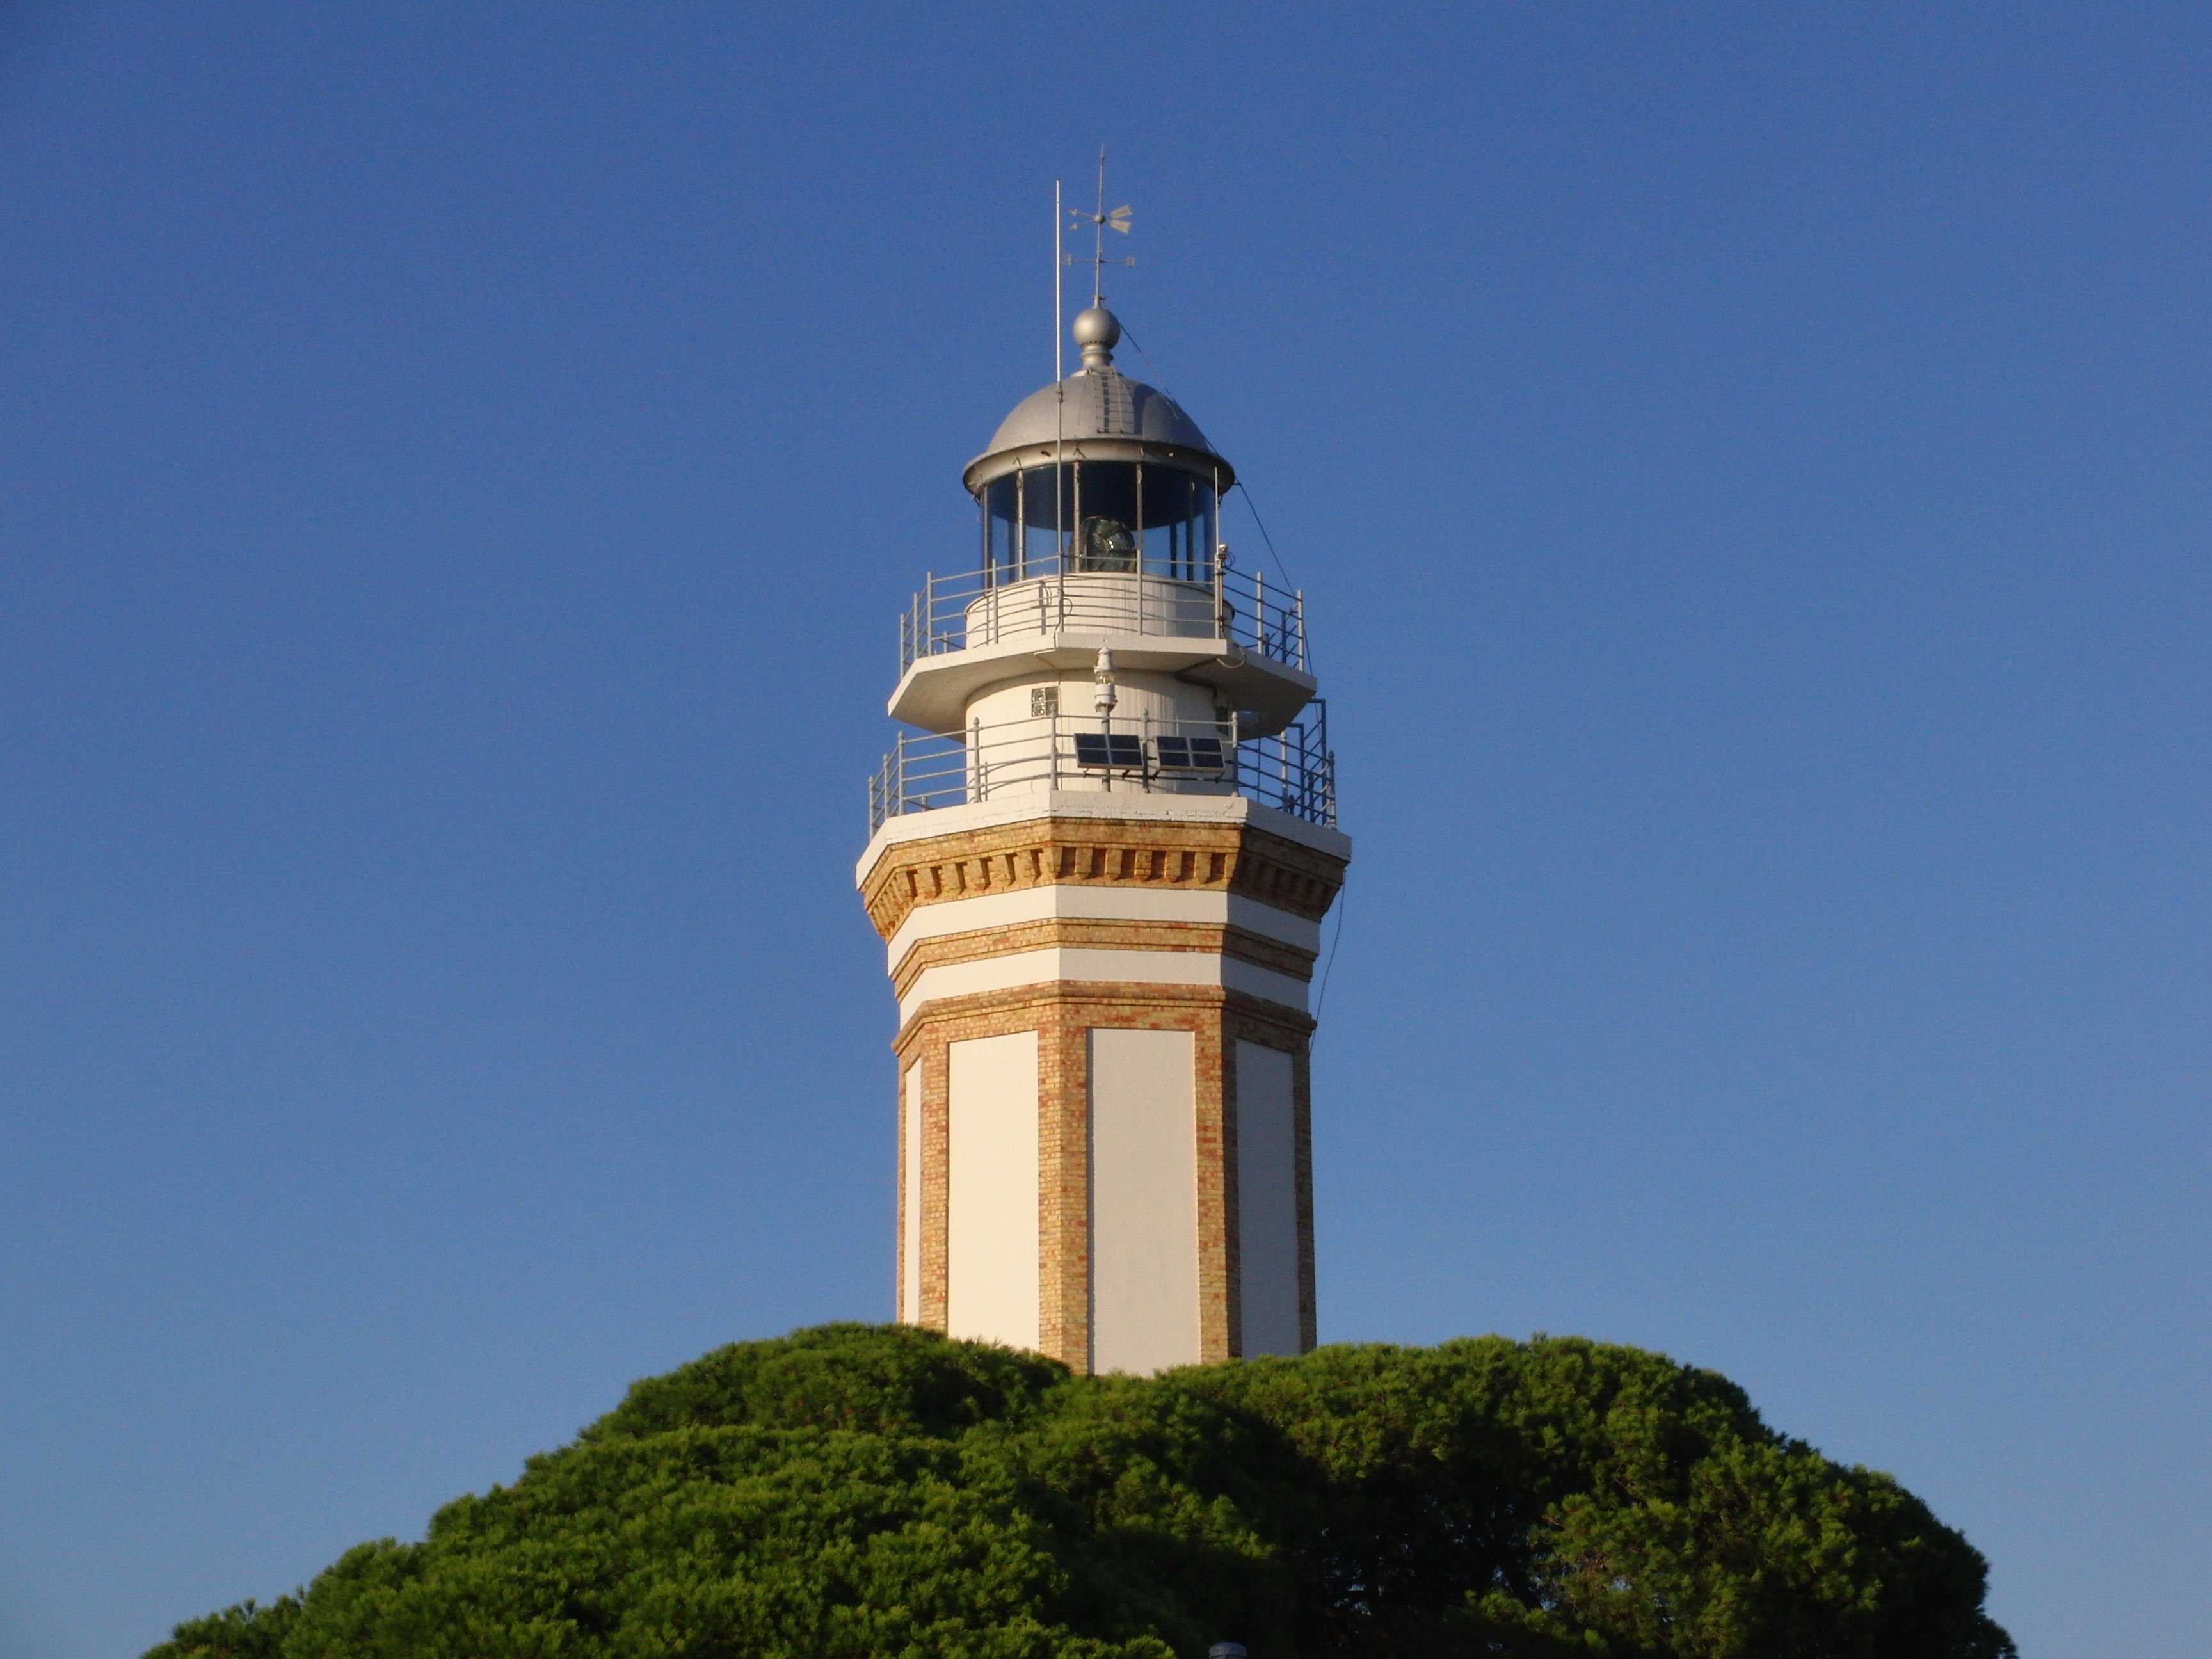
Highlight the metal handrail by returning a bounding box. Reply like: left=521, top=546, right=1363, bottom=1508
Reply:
left=869, top=704, right=1335, bottom=833
left=897, top=552, right=1308, bottom=678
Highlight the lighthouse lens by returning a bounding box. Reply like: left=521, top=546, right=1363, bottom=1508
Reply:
left=1073, top=463, right=1139, bottom=572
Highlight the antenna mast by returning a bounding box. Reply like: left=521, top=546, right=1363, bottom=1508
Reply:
left=1053, top=179, right=1063, bottom=384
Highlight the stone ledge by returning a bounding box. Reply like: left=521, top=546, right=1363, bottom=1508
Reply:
left=859, top=811, right=1349, bottom=942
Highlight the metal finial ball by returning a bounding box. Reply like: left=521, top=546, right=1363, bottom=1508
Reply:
left=1072, top=305, right=1122, bottom=350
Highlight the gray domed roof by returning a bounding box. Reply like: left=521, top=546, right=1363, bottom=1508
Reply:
left=963, top=305, right=1235, bottom=492
left=983, top=368, right=1218, bottom=456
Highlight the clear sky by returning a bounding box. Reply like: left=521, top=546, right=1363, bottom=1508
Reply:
left=0, top=4, right=2204, bottom=1655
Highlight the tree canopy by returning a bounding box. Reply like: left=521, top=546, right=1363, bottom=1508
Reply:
left=147, top=1323, right=2014, bottom=1659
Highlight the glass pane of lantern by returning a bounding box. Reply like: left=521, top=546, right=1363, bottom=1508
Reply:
left=1074, top=462, right=1138, bottom=573
left=1020, top=465, right=1072, bottom=573
left=984, top=474, right=1018, bottom=582
left=1141, top=467, right=1200, bottom=582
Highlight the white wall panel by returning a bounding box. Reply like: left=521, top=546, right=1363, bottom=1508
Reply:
left=899, top=947, right=1308, bottom=1025
left=886, top=884, right=1323, bottom=967
left=900, top=1063, right=922, bottom=1324
left=1088, top=1028, right=1199, bottom=1375
left=1235, top=1040, right=1301, bottom=1357
left=946, top=1030, right=1040, bottom=1350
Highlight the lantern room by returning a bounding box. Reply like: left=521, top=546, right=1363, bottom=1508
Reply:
left=872, top=304, right=1333, bottom=832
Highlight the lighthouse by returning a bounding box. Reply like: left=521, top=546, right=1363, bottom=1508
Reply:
left=856, top=300, right=1349, bottom=1374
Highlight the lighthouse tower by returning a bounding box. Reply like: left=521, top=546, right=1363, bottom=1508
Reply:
left=856, top=302, right=1348, bottom=1374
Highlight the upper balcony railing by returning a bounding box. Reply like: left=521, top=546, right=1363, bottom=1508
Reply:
left=869, top=704, right=1336, bottom=834
left=898, top=552, right=1307, bottom=679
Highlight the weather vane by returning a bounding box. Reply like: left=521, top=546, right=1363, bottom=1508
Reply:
left=1066, top=145, right=1133, bottom=308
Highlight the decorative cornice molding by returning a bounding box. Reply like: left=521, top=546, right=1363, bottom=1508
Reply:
left=858, top=813, right=1347, bottom=942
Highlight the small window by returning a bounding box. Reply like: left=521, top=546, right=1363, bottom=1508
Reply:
left=1155, top=735, right=1228, bottom=772
left=1030, top=685, right=1060, bottom=717
left=1073, top=732, right=1145, bottom=770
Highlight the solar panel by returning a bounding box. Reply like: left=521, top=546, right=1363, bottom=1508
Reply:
left=1073, top=732, right=1146, bottom=769
left=1155, top=735, right=1228, bottom=771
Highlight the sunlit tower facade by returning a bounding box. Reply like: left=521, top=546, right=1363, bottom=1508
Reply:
left=856, top=301, right=1347, bottom=1374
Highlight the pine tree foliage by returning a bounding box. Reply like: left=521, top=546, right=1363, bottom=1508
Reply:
left=146, top=1324, right=2015, bottom=1659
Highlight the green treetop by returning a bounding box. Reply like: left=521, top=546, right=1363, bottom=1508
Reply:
left=147, top=1323, right=2014, bottom=1659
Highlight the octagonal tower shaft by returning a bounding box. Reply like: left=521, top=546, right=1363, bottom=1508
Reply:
left=858, top=307, right=1348, bottom=1374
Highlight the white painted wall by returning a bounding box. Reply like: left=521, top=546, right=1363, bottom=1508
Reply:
left=946, top=1030, right=1040, bottom=1350
left=1235, top=1040, right=1302, bottom=1357
left=1087, top=1028, right=1200, bottom=1374
left=900, top=1063, right=922, bottom=1324
left=886, top=883, right=1322, bottom=972
left=967, top=668, right=1221, bottom=732
left=900, top=947, right=1308, bottom=1027
left=965, top=669, right=1233, bottom=805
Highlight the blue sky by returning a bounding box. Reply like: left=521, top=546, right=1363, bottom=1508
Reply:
left=1, top=4, right=2205, bottom=1655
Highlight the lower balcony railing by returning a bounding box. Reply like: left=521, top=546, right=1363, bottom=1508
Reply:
left=869, top=705, right=1335, bottom=833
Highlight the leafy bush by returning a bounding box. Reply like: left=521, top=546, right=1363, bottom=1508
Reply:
left=147, top=1323, right=2014, bottom=1658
